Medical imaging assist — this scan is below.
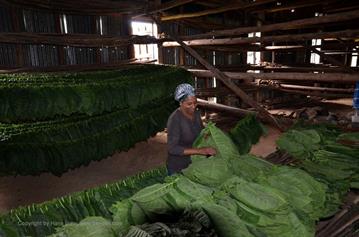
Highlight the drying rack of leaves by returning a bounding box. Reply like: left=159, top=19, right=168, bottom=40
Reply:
left=0, top=65, right=192, bottom=176
left=0, top=65, right=191, bottom=122
left=0, top=98, right=175, bottom=176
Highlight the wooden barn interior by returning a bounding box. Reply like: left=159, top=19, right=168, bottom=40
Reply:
left=0, top=0, right=358, bottom=236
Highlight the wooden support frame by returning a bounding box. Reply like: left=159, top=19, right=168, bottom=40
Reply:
left=156, top=21, right=283, bottom=130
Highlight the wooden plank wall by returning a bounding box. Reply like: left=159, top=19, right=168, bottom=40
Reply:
left=0, top=5, right=132, bottom=69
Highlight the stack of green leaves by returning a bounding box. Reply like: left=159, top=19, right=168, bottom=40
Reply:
left=276, top=124, right=359, bottom=189
left=104, top=123, right=335, bottom=237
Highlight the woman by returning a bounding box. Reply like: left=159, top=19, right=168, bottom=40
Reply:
left=167, top=83, right=216, bottom=175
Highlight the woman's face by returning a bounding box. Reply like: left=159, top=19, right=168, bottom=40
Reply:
left=180, top=96, right=197, bottom=115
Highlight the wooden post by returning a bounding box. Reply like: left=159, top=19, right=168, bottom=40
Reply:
left=54, top=13, right=65, bottom=65
left=159, top=24, right=283, bottom=130
left=179, top=7, right=185, bottom=66
left=10, top=7, right=24, bottom=67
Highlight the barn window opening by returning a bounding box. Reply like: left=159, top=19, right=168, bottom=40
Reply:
left=310, top=38, right=321, bottom=64
left=131, top=21, right=158, bottom=62
left=351, top=47, right=358, bottom=67
left=247, top=32, right=261, bottom=65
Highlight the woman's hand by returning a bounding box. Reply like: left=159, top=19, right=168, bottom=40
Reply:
left=198, top=147, right=217, bottom=156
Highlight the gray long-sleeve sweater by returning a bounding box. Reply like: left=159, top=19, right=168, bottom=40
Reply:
left=166, top=108, right=203, bottom=174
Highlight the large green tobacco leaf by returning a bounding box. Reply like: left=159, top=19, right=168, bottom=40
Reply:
left=192, top=122, right=239, bottom=161
left=182, top=157, right=234, bottom=187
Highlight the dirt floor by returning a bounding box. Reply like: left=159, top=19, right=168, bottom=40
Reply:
left=0, top=122, right=281, bottom=214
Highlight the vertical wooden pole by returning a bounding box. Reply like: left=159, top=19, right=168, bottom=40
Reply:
left=125, top=14, right=135, bottom=59
left=54, top=13, right=65, bottom=65
left=11, top=7, right=24, bottom=67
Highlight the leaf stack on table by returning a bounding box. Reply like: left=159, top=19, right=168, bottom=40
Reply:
left=0, top=65, right=192, bottom=176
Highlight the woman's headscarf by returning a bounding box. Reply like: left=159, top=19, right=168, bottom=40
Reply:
left=354, top=81, right=359, bottom=109
left=174, top=83, right=195, bottom=102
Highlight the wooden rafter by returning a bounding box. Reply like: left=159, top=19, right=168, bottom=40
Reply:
left=0, top=0, right=144, bottom=15
left=133, top=0, right=196, bottom=18
left=160, top=0, right=276, bottom=21
left=181, top=9, right=359, bottom=40
left=188, top=69, right=359, bottom=84
left=162, top=29, right=359, bottom=47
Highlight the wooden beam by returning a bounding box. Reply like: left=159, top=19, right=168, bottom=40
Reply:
left=0, top=0, right=144, bottom=15
left=188, top=69, right=359, bottom=84
left=279, top=84, right=355, bottom=93
left=158, top=25, right=283, bottom=130
left=181, top=9, right=359, bottom=40
left=133, top=0, right=196, bottom=18
left=160, top=0, right=276, bottom=21
left=162, top=29, right=359, bottom=47
left=0, top=33, right=158, bottom=47
left=195, top=43, right=359, bottom=53
left=263, top=86, right=353, bottom=98
left=197, top=98, right=257, bottom=117
left=186, top=64, right=359, bottom=73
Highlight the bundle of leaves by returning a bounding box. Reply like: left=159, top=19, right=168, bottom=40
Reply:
left=228, top=115, right=267, bottom=154
left=277, top=124, right=359, bottom=190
